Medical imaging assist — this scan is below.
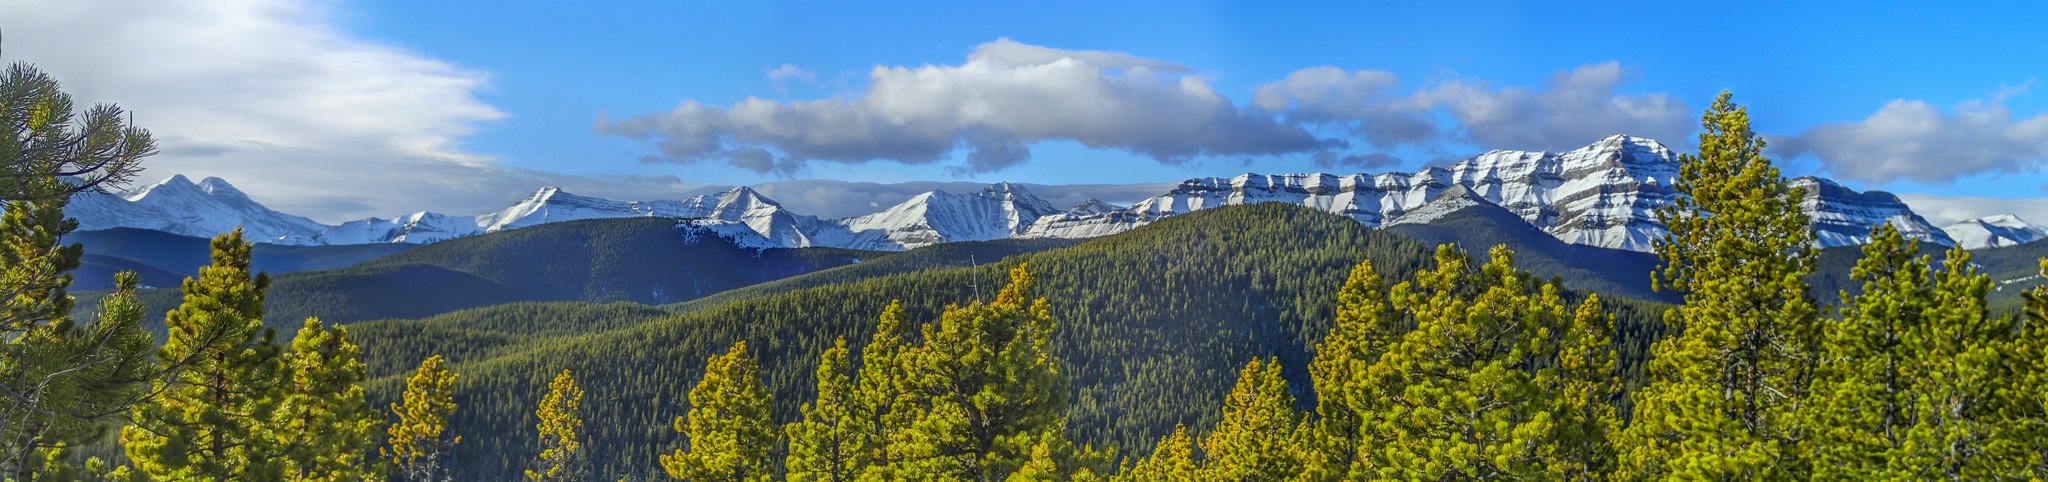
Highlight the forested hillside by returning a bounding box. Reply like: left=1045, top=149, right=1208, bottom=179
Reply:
left=72, top=218, right=885, bottom=328
left=342, top=203, right=1674, bottom=479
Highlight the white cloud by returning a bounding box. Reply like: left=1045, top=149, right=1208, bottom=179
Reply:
left=0, top=0, right=662, bottom=222
left=765, top=64, right=815, bottom=83
left=1413, top=62, right=1693, bottom=151
left=1251, top=62, right=1693, bottom=155
left=1779, top=88, right=2048, bottom=184
left=1253, top=66, right=1433, bottom=148
left=598, top=38, right=1335, bottom=175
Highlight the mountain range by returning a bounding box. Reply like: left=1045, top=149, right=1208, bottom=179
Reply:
left=67, top=135, right=2041, bottom=251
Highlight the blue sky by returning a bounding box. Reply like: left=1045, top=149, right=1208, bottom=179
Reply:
left=4, top=0, right=2046, bottom=222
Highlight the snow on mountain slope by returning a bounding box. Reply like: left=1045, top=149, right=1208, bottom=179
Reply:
left=476, top=187, right=695, bottom=232
left=1024, top=135, right=1948, bottom=252
left=1448, top=135, right=1678, bottom=252
left=1944, top=214, right=2048, bottom=249
left=318, top=211, right=480, bottom=245
left=674, top=187, right=827, bottom=248
left=60, top=135, right=1992, bottom=253
left=1068, top=199, right=1122, bottom=215
left=1385, top=185, right=1490, bottom=227
left=1792, top=177, right=1954, bottom=248
left=829, top=182, right=1061, bottom=250
left=66, top=175, right=329, bottom=245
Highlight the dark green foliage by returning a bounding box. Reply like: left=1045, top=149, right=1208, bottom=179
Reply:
left=347, top=302, right=672, bottom=379
left=669, top=238, right=1078, bottom=313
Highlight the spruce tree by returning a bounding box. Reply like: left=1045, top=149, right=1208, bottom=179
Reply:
left=663, top=341, right=776, bottom=482
left=786, top=337, right=871, bottom=482
left=274, top=318, right=380, bottom=482
left=1198, top=358, right=1300, bottom=481
left=527, top=369, right=586, bottom=481
left=1620, top=91, right=1818, bottom=480
left=882, top=264, right=1077, bottom=481
left=385, top=355, right=461, bottom=482
left=0, top=186, right=152, bottom=478
left=120, top=229, right=287, bottom=481
left=1116, top=424, right=1198, bottom=482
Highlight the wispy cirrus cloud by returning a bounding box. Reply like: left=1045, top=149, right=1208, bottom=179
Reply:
left=0, top=0, right=700, bottom=221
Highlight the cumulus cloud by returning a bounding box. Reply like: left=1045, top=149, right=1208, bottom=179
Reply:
left=598, top=38, right=1337, bottom=176
left=1254, top=66, right=1433, bottom=148
left=1779, top=88, right=2048, bottom=184
left=1413, top=62, right=1693, bottom=151
left=0, top=0, right=668, bottom=221
left=1254, top=62, right=1694, bottom=154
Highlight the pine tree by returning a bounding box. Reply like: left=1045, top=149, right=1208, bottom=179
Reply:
left=1554, top=294, right=1621, bottom=479
left=853, top=301, right=911, bottom=480
left=1957, top=258, right=2048, bottom=475
left=1620, top=91, right=1818, bottom=480
left=385, top=355, right=461, bottom=482
left=787, top=337, right=871, bottom=482
left=1302, top=259, right=1395, bottom=481
left=1198, top=358, right=1300, bottom=481
left=1, top=55, right=154, bottom=202
left=1799, top=223, right=1927, bottom=479
left=662, top=341, right=776, bottom=482
left=882, top=264, right=1076, bottom=481
left=120, top=229, right=288, bottom=481
left=0, top=186, right=153, bottom=478
left=1985, top=259, right=2048, bottom=476
left=1352, top=245, right=1578, bottom=479
left=527, top=369, right=586, bottom=481
left=1115, top=424, right=1198, bottom=482
left=274, top=318, right=380, bottom=482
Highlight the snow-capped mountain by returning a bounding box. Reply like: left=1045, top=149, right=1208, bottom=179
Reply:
left=1385, top=185, right=1490, bottom=227
left=826, top=182, right=1063, bottom=251
left=66, top=175, right=329, bottom=245
left=1448, top=135, right=1679, bottom=252
left=1792, top=177, right=1954, bottom=248
left=1944, top=214, right=2048, bottom=249
left=56, top=135, right=1993, bottom=254
left=476, top=186, right=697, bottom=232
left=317, top=211, right=480, bottom=245
left=676, top=187, right=828, bottom=248
left=1021, top=135, right=1949, bottom=252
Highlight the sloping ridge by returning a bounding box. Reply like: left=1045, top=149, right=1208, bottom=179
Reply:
left=1383, top=187, right=1674, bottom=303
left=261, top=218, right=877, bottom=324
